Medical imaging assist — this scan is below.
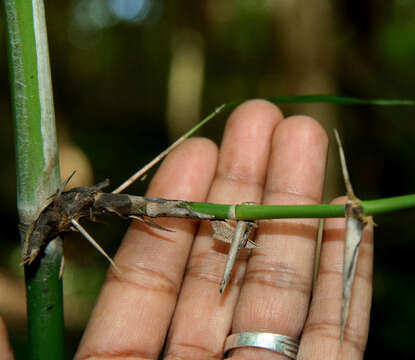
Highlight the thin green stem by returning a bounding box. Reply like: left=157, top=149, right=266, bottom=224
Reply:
left=361, top=194, right=415, bottom=215
left=187, top=202, right=345, bottom=219
left=185, top=193, right=415, bottom=220
left=4, top=0, right=64, bottom=359
left=115, top=95, right=413, bottom=193
left=224, top=95, right=414, bottom=110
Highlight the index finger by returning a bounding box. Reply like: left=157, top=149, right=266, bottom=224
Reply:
left=75, top=138, right=218, bottom=359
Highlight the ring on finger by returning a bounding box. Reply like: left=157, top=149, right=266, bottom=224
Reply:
left=224, top=332, right=299, bottom=359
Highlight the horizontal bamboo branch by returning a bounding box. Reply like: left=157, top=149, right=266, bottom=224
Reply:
left=190, top=193, right=415, bottom=219
left=23, top=179, right=415, bottom=265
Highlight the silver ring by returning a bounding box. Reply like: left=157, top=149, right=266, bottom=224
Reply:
left=224, top=332, right=299, bottom=359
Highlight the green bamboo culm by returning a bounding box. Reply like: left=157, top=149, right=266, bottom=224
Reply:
left=4, top=1, right=64, bottom=359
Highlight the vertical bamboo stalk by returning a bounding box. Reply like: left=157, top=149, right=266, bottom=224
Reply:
left=4, top=0, right=64, bottom=359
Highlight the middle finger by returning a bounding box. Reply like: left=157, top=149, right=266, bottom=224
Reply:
left=164, top=100, right=283, bottom=359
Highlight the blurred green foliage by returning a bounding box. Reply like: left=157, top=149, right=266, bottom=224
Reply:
left=1, top=0, right=415, bottom=358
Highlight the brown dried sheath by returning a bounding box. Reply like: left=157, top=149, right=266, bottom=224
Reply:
left=23, top=183, right=213, bottom=264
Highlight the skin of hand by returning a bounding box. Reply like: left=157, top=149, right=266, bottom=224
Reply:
left=0, top=100, right=373, bottom=360
left=0, top=317, right=13, bottom=360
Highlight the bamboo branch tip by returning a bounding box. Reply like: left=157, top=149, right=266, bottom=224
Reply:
left=334, top=129, right=356, bottom=200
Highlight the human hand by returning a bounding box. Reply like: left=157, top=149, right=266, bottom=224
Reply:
left=72, top=99, right=373, bottom=360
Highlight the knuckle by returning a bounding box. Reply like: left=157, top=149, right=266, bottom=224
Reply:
left=303, top=319, right=367, bottom=353
left=245, top=254, right=311, bottom=295
left=186, top=250, right=226, bottom=286
left=164, top=342, right=221, bottom=360
left=107, top=262, right=179, bottom=295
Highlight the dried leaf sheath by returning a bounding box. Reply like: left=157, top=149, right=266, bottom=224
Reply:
left=211, top=220, right=258, bottom=249
left=23, top=181, right=213, bottom=264
left=341, top=202, right=365, bottom=343
left=334, top=129, right=367, bottom=343
left=218, top=220, right=257, bottom=294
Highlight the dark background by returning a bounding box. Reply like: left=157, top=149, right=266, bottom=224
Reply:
left=1, top=0, right=415, bottom=358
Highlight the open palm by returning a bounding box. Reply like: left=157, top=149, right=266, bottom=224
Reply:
left=0, top=100, right=373, bottom=360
